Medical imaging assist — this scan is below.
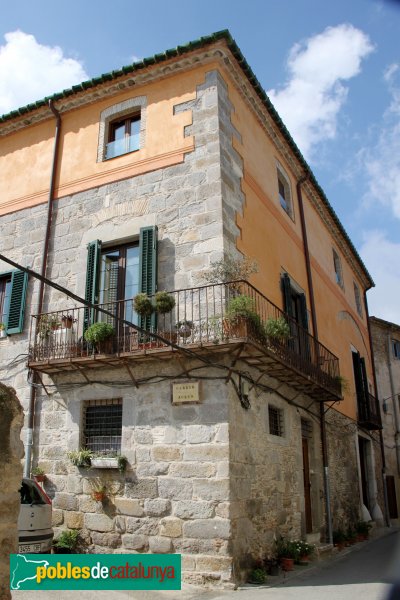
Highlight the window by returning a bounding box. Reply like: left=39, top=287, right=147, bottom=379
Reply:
left=83, top=399, right=122, bottom=454
left=353, top=282, right=363, bottom=317
left=0, top=270, right=28, bottom=335
left=84, top=226, right=157, bottom=332
left=393, top=340, right=400, bottom=359
left=97, top=96, right=146, bottom=162
left=106, top=114, right=140, bottom=159
left=277, top=163, right=293, bottom=218
left=333, top=249, right=344, bottom=288
left=268, top=405, right=284, bottom=437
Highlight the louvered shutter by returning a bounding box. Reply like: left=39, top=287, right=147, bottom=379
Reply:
left=6, top=270, right=28, bottom=334
left=139, top=226, right=158, bottom=331
left=84, top=240, right=101, bottom=330
left=281, top=273, right=293, bottom=318
left=299, top=293, right=309, bottom=331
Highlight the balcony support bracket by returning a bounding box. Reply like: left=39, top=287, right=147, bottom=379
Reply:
left=123, top=361, right=139, bottom=388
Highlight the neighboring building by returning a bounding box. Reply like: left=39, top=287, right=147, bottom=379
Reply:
left=370, top=316, right=400, bottom=523
left=0, top=30, right=385, bottom=585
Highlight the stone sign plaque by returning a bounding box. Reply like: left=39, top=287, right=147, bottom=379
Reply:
left=172, top=382, right=200, bottom=404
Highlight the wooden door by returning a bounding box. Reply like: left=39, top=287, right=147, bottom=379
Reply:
left=302, top=437, right=312, bottom=533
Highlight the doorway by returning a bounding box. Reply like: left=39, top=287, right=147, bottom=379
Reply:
left=301, top=418, right=313, bottom=533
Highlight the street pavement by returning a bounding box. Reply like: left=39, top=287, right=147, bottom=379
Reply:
left=11, top=528, right=400, bottom=600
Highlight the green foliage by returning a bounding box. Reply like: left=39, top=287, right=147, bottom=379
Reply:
left=84, top=322, right=114, bottom=344
left=202, top=254, right=258, bottom=284
left=226, top=295, right=257, bottom=321
left=37, top=314, right=60, bottom=338
left=264, top=317, right=290, bottom=341
left=355, top=520, right=372, bottom=536
left=334, top=375, right=350, bottom=394
left=133, top=293, right=154, bottom=317
left=154, top=291, right=175, bottom=314
left=67, top=448, right=93, bottom=468
left=0, top=323, right=5, bottom=331
left=333, top=529, right=346, bottom=545
left=32, top=466, right=45, bottom=476
left=117, top=455, right=128, bottom=473
left=275, top=537, right=305, bottom=560
left=54, top=529, right=80, bottom=550
left=248, top=568, right=267, bottom=584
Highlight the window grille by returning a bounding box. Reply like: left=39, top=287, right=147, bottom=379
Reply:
left=83, top=399, right=122, bottom=454
left=269, top=405, right=284, bottom=437
left=301, top=418, right=313, bottom=439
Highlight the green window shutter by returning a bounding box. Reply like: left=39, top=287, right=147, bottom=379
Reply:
left=298, top=293, right=309, bottom=331
left=139, top=226, right=158, bottom=331
left=6, top=270, right=28, bottom=334
left=84, top=240, right=102, bottom=330
left=281, top=273, right=293, bottom=318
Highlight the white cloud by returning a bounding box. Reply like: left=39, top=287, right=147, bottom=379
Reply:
left=268, top=24, right=374, bottom=160
left=361, top=63, right=400, bottom=218
left=360, top=231, right=400, bottom=324
left=0, top=31, right=88, bottom=115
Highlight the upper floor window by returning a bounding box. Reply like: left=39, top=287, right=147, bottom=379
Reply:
left=277, top=163, right=293, bottom=219
left=0, top=275, right=12, bottom=326
left=393, top=340, right=400, bottom=359
left=353, top=281, right=363, bottom=317
left=97, top=96, right=146, bottom=162
left=0, top=270, right=28, bottom=335
left=107, top=114, right=140, bottom=160
left=268, top=405, right=284, bottom=437
left=333, top=249, right=344, bottom=288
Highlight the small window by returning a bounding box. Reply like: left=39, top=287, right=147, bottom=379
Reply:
left=277, top=164, right=293, bottom=218
left=268, top=405, right=284, bottom=437
left=333, top=249, right=344, bottom=288
left=0, top=275, right=12, bottom=326
left=83, top=399, right=122, bottom=454
left=0, top=270, right=28, bottom=335
left=393, top=340, right=400, bottom=359
left=301, top=418, right=313, bottom=439
left=106, top=114, right=140, bottom=159
left=353, top=282, right=363, bottom=317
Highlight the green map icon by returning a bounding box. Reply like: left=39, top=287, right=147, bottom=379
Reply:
left=10, top=554, right=49, bottom=590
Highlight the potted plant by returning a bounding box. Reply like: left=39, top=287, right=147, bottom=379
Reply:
left=275, top=537, right=300, bottom=571
left=264, top=316, right=290, bottom=343
left=224, top=295, right=263, bottom=340
left=84, top=322, right=114, bottom=353
left=248, top=566, right=267, bottom=585
left=346, top=526, right=357, bottom=545
left=333, top=529, right=346, bottom=551
left=154, top=291, right=175, bottom=314
left=133, top=293, right=154, bottom=318
left=355, top=520, right=372, bottom=541
left=53, top=529, right=80, bottom=554
left=176, top=320, right=193, bottom=339
left=37, top=315, right=60, bottom=339
left=295, top=540, right=315, bottom=564
left=90, top=453, right=128, bottom=473
left=61, top=314, right=75, bottom=329
left=67, top=448, right=93, bottom=468
left=90, top=479, right=108, bottom=502
left=32, top=466, right=46, bottom=483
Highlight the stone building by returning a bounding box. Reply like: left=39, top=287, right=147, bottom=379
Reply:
left=0, top=30, right=385, bottom=585
left=370, top=316, right=400, bottom=523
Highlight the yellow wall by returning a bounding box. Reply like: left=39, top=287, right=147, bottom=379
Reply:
left=224, top=68, right=372, bottom=421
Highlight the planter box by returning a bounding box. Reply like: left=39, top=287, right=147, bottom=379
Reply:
left=91, top=457, right=119, bottom=469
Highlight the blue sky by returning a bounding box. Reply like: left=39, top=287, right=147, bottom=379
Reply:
left=1, top=0, right=400, bottom=322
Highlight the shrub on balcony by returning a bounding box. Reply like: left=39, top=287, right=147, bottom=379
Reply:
left=133, top=293, right=154, bottom=317
left=225, top=295, right=264, bottom=341
left=264, top=317, right=290, bottom=342
left=154, top=291, right=175, bottom=314
left=84, top=322, right=114, bottom=344
left=201, top=254, right=258, bottom=284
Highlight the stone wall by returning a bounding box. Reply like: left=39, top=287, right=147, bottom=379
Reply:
left=0, top=383, right=24, bottom=600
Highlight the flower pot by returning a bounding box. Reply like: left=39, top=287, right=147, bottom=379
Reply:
left=280, top=558, right=294, bottom=571
left=92, top=491, right=106, bottom=502
left=34, top=474, right=45, bottom=483
left=223, top=317, right=248, bottom=339
left=62, top=317, right=73, bottom=329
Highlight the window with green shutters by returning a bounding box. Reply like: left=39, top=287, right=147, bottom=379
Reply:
left=84, top=226, right=158, bottom=332
left=0, top=270, right=28, bottom=334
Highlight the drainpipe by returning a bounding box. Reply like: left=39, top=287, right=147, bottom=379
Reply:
left=364, top=292, right=390, bottom=526
left=386, top=331, right=400, bottom=475
left=24, top=100, right=61, bottom=478
left=296, top=175, right=333, bottom=545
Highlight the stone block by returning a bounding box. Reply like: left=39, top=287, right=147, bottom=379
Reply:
left=149, top=536, right=172, bottom=554
left=160, top=517, right=182, bottom=538
left=152, top=446, right=182, bottom=461
left=193, top=479, right=229, bottom=502
left=169, top=462, right=216, bottom=478
left=44, top=412, right=66, bottom=429
left=183, top=519, right=230, bottom=540
left=79, top=495, right=98, bottom=513
left=215, top=502, right=230, bottom=519
left=144, top=499, right=171, bottom=517
left=84, top=513, right=114, bottom=532
left=91, top=532, right=121, bottom=548
left=136, top=462, right=169, bottom=477
left=215, top=423, right=229, bottom=443
left=53, top=493, right=78, bottom=511
left=126, top=518, right=159, bottom=536
left=114, top=498, right=144, bottom=517
left=114, top=516, right=126, bottom=533
left=125, top=479, right=157, bottom=499
left=183, top=445, right=228, bottom=461
left=65, top=511, right=83, bottom=529
left=52, top=509, right=64, bottom=526
left=158, top=478, right=193, bottom=500
left=182, top=555, right=196, bottom=570
left=67, top=475, right=83, bottom=494
left=173, top=501, right=214, bottom=519
left=136, top=447, right=151, bottom=462
left=134, top=429, right=152, bottom=444
left=195, top=556, right=232, bottom=572
left=121, top=534, right=148, bottom=551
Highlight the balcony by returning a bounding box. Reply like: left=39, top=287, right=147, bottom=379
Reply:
left=357, top=392, right=382, bottom=430
left=27, top=281, right=341, bottom=402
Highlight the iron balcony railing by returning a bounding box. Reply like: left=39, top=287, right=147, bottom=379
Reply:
left=357, top=392, right=382, bottom=430
left=28, top=280, right=341, bottom=397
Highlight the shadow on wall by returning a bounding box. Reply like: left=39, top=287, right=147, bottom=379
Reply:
left=0, top=383, right=24, bottom=600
